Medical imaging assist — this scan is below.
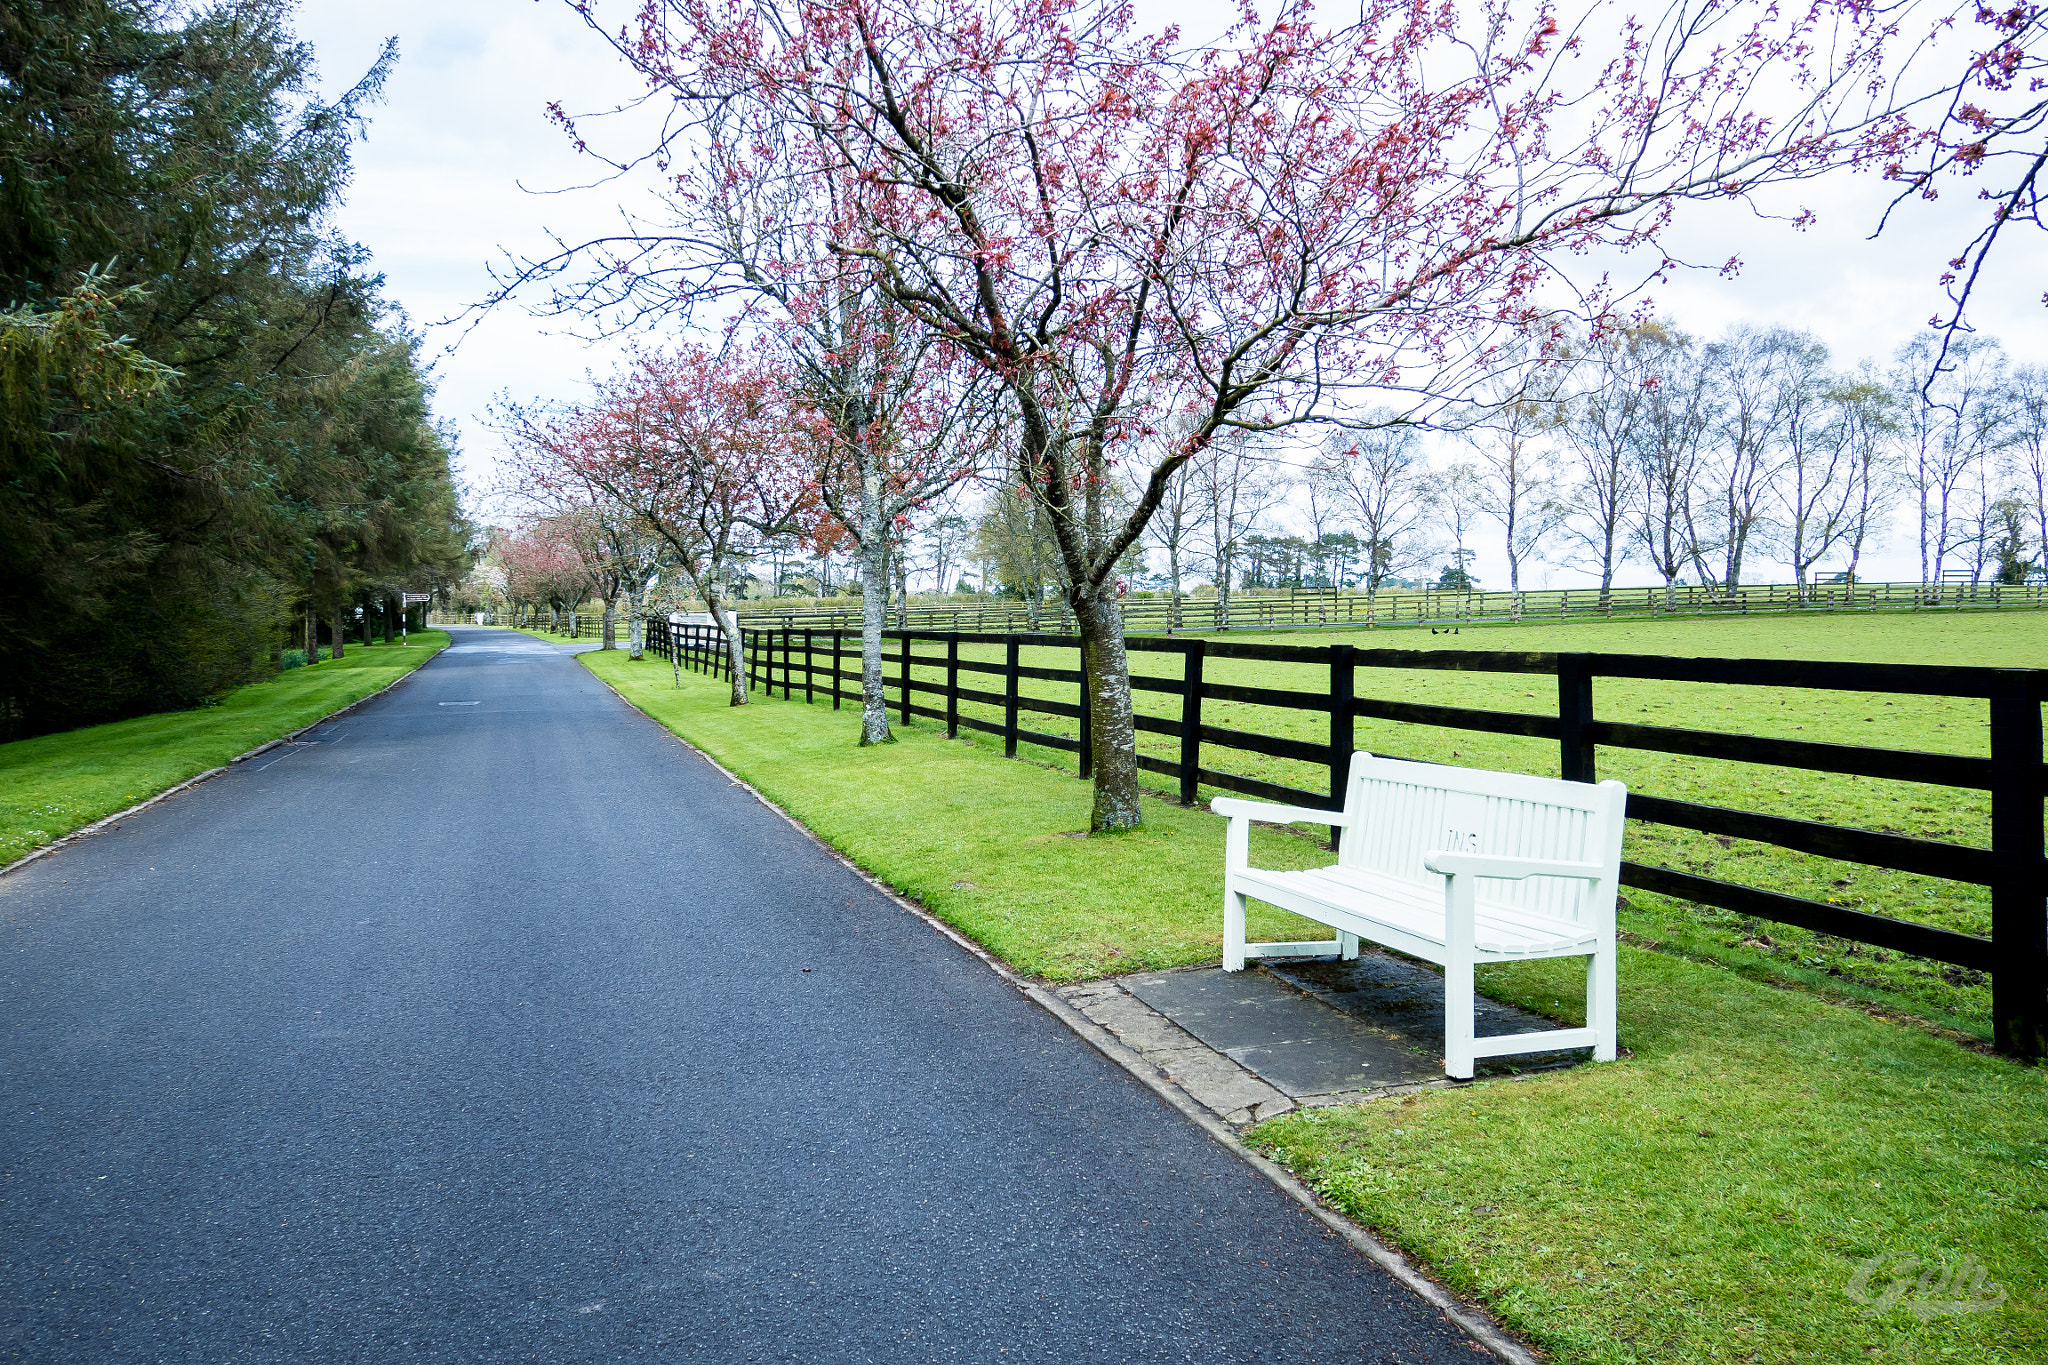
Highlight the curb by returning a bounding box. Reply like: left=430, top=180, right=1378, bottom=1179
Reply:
left=0, top=647, right=444, bottom=882
left=580, top=661, right=1542, bottom=1365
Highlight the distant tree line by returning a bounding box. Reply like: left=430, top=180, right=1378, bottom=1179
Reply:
left=0, top=0, right=469, bottom=739
left=1081, top=321, right=2048, bottom=609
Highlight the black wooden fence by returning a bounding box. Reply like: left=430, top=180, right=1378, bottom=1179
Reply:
left=645, top=617, right=2048, bottom=1059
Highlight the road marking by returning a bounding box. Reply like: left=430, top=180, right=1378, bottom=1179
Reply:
left=438, top=701, right=482, bottom=706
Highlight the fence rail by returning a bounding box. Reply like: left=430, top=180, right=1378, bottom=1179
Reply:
left=646, top=615, right=2047, bottom=1058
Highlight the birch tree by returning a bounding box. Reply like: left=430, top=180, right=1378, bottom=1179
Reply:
left=2008, top=366, right=2048, bottom=580
left=1309, top=426, right=1431, bottom=599
left=1195, top=435, right=1287, bottom=629
left=1456, top=363, right=1570, bottom=604
left=1770, top=358, right=1867, bottom=599
left=1893, top=333, right=2011, bottom=587
left=1627, top=326, right=1715, bottom=607
left=1559, top=328, right=1649, bottom=605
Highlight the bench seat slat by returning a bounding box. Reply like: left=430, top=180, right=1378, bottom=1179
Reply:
left=1298, top=866, right=1602, bottom=945
left=1238, top=866, right=1595, bottom=957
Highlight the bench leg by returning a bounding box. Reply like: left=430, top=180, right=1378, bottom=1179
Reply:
left=1443, top=953, right=1475, bottom=1080
left=1339, top=931, right=1359, bottom=961
left=1223, top=884, right=1248, bottom=973
left=1587, top=945, right=1617, bottom=1063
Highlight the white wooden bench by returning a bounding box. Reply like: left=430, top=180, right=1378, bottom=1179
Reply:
left=1214, top=753, right=1628, bottom=1079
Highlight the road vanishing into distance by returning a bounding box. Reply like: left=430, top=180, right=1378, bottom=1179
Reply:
left=1, top=626, right=1479, bottom=1363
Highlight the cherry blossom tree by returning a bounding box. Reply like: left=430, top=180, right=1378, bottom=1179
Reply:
left=505, top=346, right=815, bottom=704
left=497, top=70, right=998, bottom=743
left=499, top=520, right=598, bottom=633
left=1877, top=0, right=2047, bottom=360
left=538, top=0, right=1918, bottom=829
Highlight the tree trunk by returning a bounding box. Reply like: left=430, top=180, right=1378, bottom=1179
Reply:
left=1168, top=542, right=1182, bottom=630
left=626, top=586, right=644, bottom=659
left=1074, top=588, right=1141, bottom=831
left=857, top=524, right=892, bottom=744
left=706, top=586, right=747, bottom=706
left=305, top=606, right=320, bottom=664
left=895, top=549, right=909, bottom=631
left=601, top=596, right=617, bottom=649
left=331, top=605, right=345, bottom=659
left=1216, top=549, right=1233, bottom=629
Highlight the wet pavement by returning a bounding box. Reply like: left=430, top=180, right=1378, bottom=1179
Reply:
left=1062, top=950, right=1590, bottom=1127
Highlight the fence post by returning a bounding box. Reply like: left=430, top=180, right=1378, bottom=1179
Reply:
left=805, top=629, right=815, bottom=705
left=1078, top=637, right=1093, bottom=779
left=946, top=636, right=960, bottom=739
left=1004, top=635, right=1021, bottom=758
left=1179, top=639, right=1205, bottom=805
left=1328, top=643, right=1355, bottom=849
left=899, top=631, right=913, bottom=725
left=1557, top=653, right=1596, bottom=782
left=1989, top=673, right=2046, bottom=1059
left=831, top=630, right=842, bottom=709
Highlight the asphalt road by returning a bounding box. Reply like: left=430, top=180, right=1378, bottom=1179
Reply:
left=1, top=627, right=1482, bottom=1363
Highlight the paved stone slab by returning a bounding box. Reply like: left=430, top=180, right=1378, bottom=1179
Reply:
left=1269, top=952, right=1590, bottom=1076
left=1057, top=986, right=1295, bottom=1125
left=1125, top=969, right=1441, bottom=1095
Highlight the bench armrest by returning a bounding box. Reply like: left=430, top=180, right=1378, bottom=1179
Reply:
left=1423, top=852, right=1606, bottom=881
left=1211, top=797, right=1344, bottom=828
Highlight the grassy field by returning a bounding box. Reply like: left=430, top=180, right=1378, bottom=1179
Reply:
left=0, top=632, right=447, bottom=866
left=584, top=646, right=2047, bottom=1365
left=743, top=610, right=2048, bottom=1036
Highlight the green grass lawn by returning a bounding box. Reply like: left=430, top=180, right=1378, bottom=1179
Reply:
left=584, top=643, right=2047, bottom=1365
left=0, top=632, right=447, bottom=865
left=1252, top=950, right=2047, bottom=1365
left=758, top=610, right=2048, bottom=1036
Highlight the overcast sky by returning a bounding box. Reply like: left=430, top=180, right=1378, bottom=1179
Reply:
left=296, top=0, right=2044, bottom=588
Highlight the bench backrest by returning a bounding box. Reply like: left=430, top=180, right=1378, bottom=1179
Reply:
left=1338, top=753, right=1627, bottom=927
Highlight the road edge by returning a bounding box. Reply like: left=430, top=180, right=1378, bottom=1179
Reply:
left=580, top=661, right=1544, bottom=1365
left=0, top=645, right=445, bottom=881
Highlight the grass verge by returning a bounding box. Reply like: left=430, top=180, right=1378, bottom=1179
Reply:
left=0, top=632, right=448, bottom=865
left=1251, top=950, right=2047, bottom=1365
left=585, top=646, right=2045, bottom=1365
